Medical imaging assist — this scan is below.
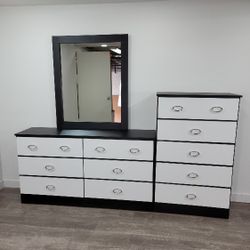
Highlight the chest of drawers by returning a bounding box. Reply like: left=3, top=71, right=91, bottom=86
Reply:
left=16, top=128, right=155, bottom=208
left=155, top=92, right=241, bottom=217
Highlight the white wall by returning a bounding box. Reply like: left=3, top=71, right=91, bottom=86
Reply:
left=0, top=0, right=250, bottom=201
left=61, top=44, right=79, bottom=122
left=112, top=70, right=121, bottom=95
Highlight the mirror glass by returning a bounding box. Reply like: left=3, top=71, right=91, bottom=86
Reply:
left=61, top=42, right=122, bottom=123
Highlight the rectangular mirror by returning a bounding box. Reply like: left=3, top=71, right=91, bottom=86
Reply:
left=52, top=34, right=128, bottom=130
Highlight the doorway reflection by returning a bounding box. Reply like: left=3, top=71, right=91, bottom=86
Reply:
left=60, top=42, right=122, bottom=123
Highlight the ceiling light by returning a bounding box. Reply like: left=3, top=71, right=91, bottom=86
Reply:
left=101, top=44, right=108, bottom=47
left=111, top=48, right=121, bottom=54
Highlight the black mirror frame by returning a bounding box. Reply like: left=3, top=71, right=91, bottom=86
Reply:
left=52, top=34, right=128, bottom=131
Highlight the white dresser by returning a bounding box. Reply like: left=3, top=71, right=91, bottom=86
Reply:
left=15, top=92, right=242, bottom=218
left=155, top=92, right=241, bottom=217
left=16, top=128, right=155, bottom=208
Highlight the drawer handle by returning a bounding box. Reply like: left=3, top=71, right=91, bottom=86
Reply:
left=171, top=105, right=183, bottom=112
left=27, top=145, right=38, bottom=151
left=95, top=146, right=106, bottom=153
left=46, top=185, right=56, bottom=192
left=190, top=129, right=202, bottom=136
left=112, top=168, right=123, bottom=174
left=112, top=188, right=123, bottom=195
left=44, top=165, right=55, bottom=172
left=185, top=194, right=197, bottom=200
left=59, top=146, right=71, bottom=152
left=129, top=148, right=140, bottom=154
left=188, top=151, right=200, bottom=157
left=210, top=106, right=223, bottom=113
left=187, top=172, right=199, bottom=178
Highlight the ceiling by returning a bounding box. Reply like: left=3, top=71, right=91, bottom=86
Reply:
left=0, top=0, right=165, bottom=6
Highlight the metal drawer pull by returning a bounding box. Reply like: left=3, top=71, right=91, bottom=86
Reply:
left=112, top=168, right=123, bottom=174
left=187, top=172, right=199, bottom=178
left=59, top=146, right=70, bottom=152
left=129, top=148, right=140, bottom=154
left=210, top=106, right=223, bottom=113
left=190, top=129, right=202, bottom=135
left=112, top=188, right=123, bottom=195
left=188, top=151, right=200, bottom=157
left=27, top=145, right=38, bottom=151
left=44, top=165, right=55, bottom=172
left=95, top=146, right=106, bottom=153
left=171, top=105, right=183, bottom=112
left=186, top=194, right=197, bottom=200
left=46, top=185, right=56, bottom=192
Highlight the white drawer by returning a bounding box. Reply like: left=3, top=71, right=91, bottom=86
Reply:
left=17, top=137, right=83, bottom=157
left=84, top=159, right=152, bottom=181
left=157, top=120, right=237, bottom=143
left=157, top=141, right=234, bottom=165
left=155, top=184, right=230, bottom=208
left=156, top=163, right=232, bottom=187
left=85, top=179, right=152, bottom=202
left=19, top=176, right=84, bottom=197
left=158, top=97, right=239, bottom=120
left=84, top=139, right=153, bottom=161
left=18, top=157, right=83, bottom=177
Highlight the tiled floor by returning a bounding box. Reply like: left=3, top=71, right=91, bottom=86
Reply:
left=0, top=188, right=250, bottom=250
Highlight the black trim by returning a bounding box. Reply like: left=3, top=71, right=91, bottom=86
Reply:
left=19, top=175, right=152, bottom=183
left=17, top=155, right=154, bottom=162
left=20, top=175, right=83, bottom=179
left=154, top=203, right=229, bottom=218
left=156, top=161, right=233, bottom=168
left=157, top=139, right=235, bottom=145
left=84, top=178, right=152, bottom=183
left=156, top=92, right=242, bottom=98
left=52, top=34, right=128, bottom=131
left=20, top=194, right=229, bottom=218
left=84, top=157, right=153, bottom=162
left=18, top=155, right=83, bottom=159
left=155, top=181, right=231, bottom=189
left=153, top=96, right=160, bottom=203
left=156, top=161, right=233, bottom=167
left=15, top=127, right=156, bottom=140
left=18, top=158, right=153, bottom=163
left=158, top=118, right=237, bottom=122
left=21, top=194, right=154, bottom=212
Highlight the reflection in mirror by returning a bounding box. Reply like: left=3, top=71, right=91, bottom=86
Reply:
left=61, top=42, right=121, bottom=123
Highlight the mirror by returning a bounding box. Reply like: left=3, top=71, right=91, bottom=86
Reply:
left=52, top=34, right=128, bottom=130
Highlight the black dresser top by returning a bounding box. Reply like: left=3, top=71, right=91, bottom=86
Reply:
left=157, top=92, right=242, bottom=98
left=15, top=127, right=156, bottom=140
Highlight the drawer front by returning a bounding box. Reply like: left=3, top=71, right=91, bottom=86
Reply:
left=155, top=184, right=230, bottom=208
left=156, top=163, right=232, bottom=187
left=18, top=157, right=83, bottom=177
left=157, top=141, right=234, bottom=165
left=85, top=179, right=152, bottom=202
left=84, top=159, right=152, bottom=181
left=158, top=120, right=237, bottom=143
left=158, top=97, right=239, bottom=120
left=84, top=139, right=153, bottom=161
left=17, top=137, right=83, bottom=157
left=20, top=176, right=84, bottom=197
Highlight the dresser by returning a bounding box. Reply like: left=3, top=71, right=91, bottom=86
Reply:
left=16, top=128, right=155, bottom=210
left=15, top=92, right=242, bottom=218
left=155, top=92, right=242, bottom=218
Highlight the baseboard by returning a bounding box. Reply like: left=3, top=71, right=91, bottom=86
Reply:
left=3, top=179, right=20, bottom=188
left=231, top=193, right=250, bottom=203
left=0, top=180, right=3, bottom=190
